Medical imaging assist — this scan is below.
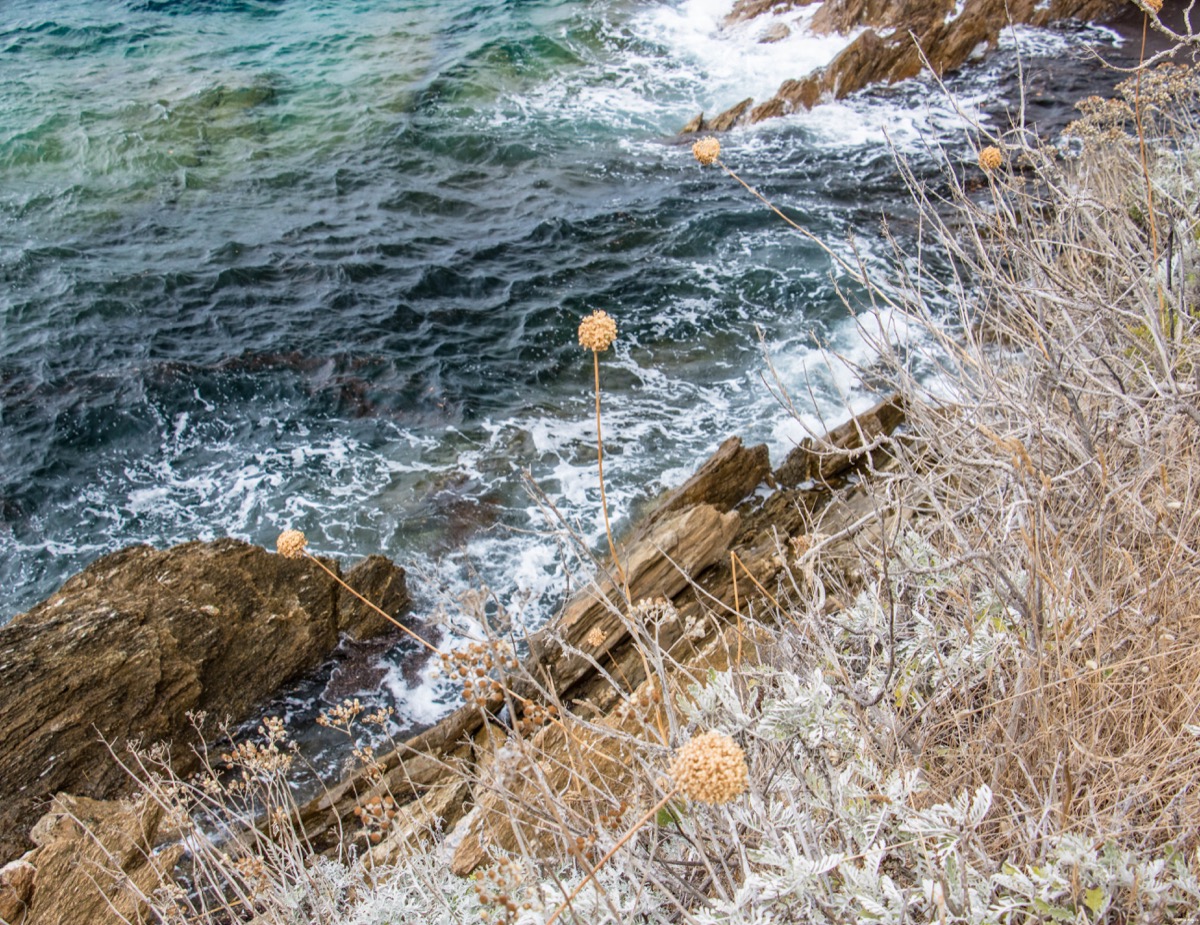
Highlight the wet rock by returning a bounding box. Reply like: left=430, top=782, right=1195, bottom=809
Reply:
left=775, top=393, right=906, bottom=486
left=0, top=538, right=415, bottom=863
left=725, top=0, right=819, bottom=26
left=708, top=97, right=754, bottom=132
left=759, top=22, right=792, bottom=42
left=338, top=553, right=413, bottom=641
left=685, top=0, right=1122, bottom=130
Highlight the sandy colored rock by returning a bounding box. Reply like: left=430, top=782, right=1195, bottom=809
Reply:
left=644, top=435, right=770, bottom=528
left=759, top=22, right=792, bottom=42
left=0, top=860, right=35, bottom=925
left=18, top=794, right=183, bottom=925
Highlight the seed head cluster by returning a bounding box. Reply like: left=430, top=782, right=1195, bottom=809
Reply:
left=353, top=793, right=399, bottom=845
left=514, top=696, right=559, bottom=736
left=692, top=136, right=721, bottom=166
left=440, top=641, right=519, bottom=709
left=978, top=146, right=1003, bottom=172
left=669, top=731, right=748, bottom=804
left=585, top=626, right=607, bottom=647
left=1144, top=0, right=1162, bottom=12
left=578, top=310, right=618, bottom=352
left=276, top=529, right=308, bottom=559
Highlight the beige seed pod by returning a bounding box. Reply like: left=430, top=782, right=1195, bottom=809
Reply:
left=1145, top=0, right=1162, bottom=12
left=978, top=145, right=1003, bottom=172
left=578, top=310, right=618, bottom=352
left=669, top=731, right=748, bottom=804
left=692, top=136, right=721, bottom=166
left=585, top=626, right=607, bottom=647
left=276, top=529, right=308, bottom=559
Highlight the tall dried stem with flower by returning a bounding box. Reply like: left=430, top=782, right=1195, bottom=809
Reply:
left=275, top=528, right=438, bottom=653
left=578, top=310, right=627, bottom=592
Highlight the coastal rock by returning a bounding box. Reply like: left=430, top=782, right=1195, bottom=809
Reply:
left=775, top=393, right=906, bottom=486
left=0, top=860, right=35, bottom=925
left=684, top=0, right=1122, bottom=130
left=14, top=794, right=183, bottom=925
left=338, top=553, right=414, bottom=640
left=0, top=538, right=416, bottom=863
left=759, top=22, right=792, bottom=43
left=725, top=0, right=819, bottom=25
left=643, top=435, right=770, bottom=528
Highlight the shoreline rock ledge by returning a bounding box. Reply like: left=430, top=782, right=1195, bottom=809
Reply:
left=0, top=396, right=908, bottom=923
left=681, top=0, right=1122, bottom=133
left=0, top=538, right=419, bottom=865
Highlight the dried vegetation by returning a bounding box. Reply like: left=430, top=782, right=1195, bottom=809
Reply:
left=78, top=51, right=1200, bottom=925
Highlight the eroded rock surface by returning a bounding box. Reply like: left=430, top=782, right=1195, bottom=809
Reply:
left=684, top=0, right=1122, bottom=130
left=0, top=538, right=416, bottom=863
left=9, top=794, right=183, bottom=925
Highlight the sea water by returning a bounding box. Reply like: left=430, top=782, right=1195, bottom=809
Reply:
left=0, top=0, right=1128, bottom=756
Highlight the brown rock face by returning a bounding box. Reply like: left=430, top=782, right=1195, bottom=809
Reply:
left=14, top=794, right=184, bottom=925
left=644, top=435, right=770, bottom=527
left=684, top=0, right=1122, bottom=131
left=0, top=538, right=414, bottom=863
left=338, top=553, right=414, bottom=640
left=0, top=860, right=35, bottom=925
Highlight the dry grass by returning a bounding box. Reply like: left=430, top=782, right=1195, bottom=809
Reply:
left=841, top=59, right=1200, bottom=859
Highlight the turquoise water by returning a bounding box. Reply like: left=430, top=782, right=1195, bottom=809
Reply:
left=0, top=0, right=1125, bottom=638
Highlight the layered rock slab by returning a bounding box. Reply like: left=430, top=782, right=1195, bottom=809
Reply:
left=0, top=538, right=414, bottom=863
left=682, top=0, right=1122, bottom=131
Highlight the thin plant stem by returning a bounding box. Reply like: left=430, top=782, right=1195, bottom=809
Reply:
left=1134, top=12, right=1170, bottom=342
left=593, top=348, right=629, bottom=594
left=545, top=787, right=679, bottom=925
left=303, top=552, right=438, bottom=654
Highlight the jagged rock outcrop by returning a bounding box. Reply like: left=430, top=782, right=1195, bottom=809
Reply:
left=1, top=397, right=909, bottom=919
left=0, top=538, right=420, bottom=864
left=683, top=0, right=1122, bottom=131
left=1, top=794, right=184, bottom=925
left=297, top=396, right=909, bottom=870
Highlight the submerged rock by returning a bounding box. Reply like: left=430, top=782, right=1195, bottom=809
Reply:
left=0, top=538, right=416, bottom=863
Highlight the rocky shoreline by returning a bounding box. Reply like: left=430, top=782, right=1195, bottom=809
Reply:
left=680, top=0, right=1123, bottom=133
left=0, top=395, right=904, bottom=924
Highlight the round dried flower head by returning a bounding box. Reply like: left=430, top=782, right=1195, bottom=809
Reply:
left=979, top=145, right=1003, bottom=172
left=1144, top=0, right=1162, bottom=12
left=669, top=731, right=748, bottom=804
left=276, top=529, right=308, bottom=559
left=692, top=136, right=721, bottom=166
left=578, top=310, right=617, bottom=352
left=585, top=626, right=607, bottom=647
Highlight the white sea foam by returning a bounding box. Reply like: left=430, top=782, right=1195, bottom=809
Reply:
left=631, top=0, right=863, bottom=112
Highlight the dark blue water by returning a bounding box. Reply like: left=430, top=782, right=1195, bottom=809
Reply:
left=0, top=0, right=1126, bottom=642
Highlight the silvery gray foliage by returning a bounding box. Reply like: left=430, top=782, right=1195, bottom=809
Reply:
left=144, top=537, right=1200, bottom=925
